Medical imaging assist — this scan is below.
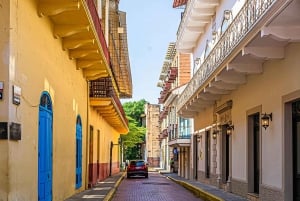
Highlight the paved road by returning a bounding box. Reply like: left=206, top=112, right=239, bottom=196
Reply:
left=111, top=172, right=203, bottom=201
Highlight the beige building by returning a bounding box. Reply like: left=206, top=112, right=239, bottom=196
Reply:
left=0, top=0, right=131, bottom=200
left=157, top=42, right=192, bottom=175
left=145, top=103, right=161, bottom=167
left=174, top=0, right=300, bottom=200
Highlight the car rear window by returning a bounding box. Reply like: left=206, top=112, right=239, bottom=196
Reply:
left=130, top=161, right=145, bottom=166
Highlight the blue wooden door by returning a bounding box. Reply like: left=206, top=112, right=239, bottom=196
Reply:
left=38, top=92, right=53, bottom=201
left=75, top=116, right=82, bottom=189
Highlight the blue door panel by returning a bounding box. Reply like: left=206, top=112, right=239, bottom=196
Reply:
left=76, top=118, right=82, bottom=189
left=38, top=93, right=52, bottom=201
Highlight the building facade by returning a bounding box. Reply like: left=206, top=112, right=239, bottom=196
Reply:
left=157, top=42, right=192, bottom=177
left=173, top=0, right=300, bottom=200
left=0, top=0, right=131, bottom=200
left=144, top=103, right=161, bottom=167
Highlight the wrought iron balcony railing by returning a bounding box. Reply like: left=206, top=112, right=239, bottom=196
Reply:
left=89, top=78, right=128, bottom=129
left=177, top=0, right=276, bottom=110
left=169, top=133, right=191, bottom=141
left=86, top=0, right=110, bottom=67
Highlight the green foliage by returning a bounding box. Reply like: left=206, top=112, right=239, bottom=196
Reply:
left=122, top=99, right=147, bottom=160
left=123, top=99, right=147, bottom=126
left=121, top=116, right=145, bottom=148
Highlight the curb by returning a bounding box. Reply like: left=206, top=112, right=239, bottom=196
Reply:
left=103, top=172, right=126, bottom=201
left=166, top=176, right=224, bottom=201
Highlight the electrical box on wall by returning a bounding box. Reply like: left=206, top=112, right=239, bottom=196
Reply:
left=12, top=85, right=21, bottom=105
left=0, top=81, right=3, bottom=100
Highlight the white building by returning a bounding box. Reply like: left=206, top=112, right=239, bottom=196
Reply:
left=174, top=0, right=300, bottom=200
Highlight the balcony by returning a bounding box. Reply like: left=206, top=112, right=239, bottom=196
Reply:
left=157, top=129, right=168, bottom=141
left=169, top=133, right=191, bottom=147
left=89, top=78, right=128, bottom=133
left=166, top=67, right=178, bottom=83
left=38, top=0, right=115, bottom=84
left=157, top=43, right=177, bottom=104
left=166, top=123, right=191, bottom=147
left=177, top=0, right=300, bottom=117
left=159, top=107, right=168, bottom=122
left=176, top=0, right=220, bottom=52
left=108, top=9, right=132, bottom=98
left=173, top=0, right=188, bottom=8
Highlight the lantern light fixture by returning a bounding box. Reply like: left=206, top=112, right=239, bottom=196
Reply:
left=226, top=122, right=234, bottom=135
left=212, top=129, right=218, bottom=139
left=197, top=134, right=202, bottom=142
left=261, top=113, right=272, bottom=130
left=224, top=10, right=232, bottom=21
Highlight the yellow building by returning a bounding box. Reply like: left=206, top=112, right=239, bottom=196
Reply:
left=0, top=0, right=131, bottom=200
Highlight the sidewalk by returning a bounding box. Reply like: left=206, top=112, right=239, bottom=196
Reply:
left=65, top=171, right=126, bottom=201
left=159, top=169, right=248, bottom=201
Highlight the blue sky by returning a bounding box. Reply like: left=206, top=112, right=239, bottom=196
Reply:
left=119, top=1, right=182, bottom=104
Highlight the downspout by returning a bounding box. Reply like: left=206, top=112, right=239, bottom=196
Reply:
left=109, top=141, right=113, bottom=176
left=85, top=80, right=90, bottom=188
left=105, top=0, right=109, bottom=45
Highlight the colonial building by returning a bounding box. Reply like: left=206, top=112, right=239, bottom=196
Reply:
left=144, top=103, right=161, bottom=167
left=157, top=42, right=192, bottom=177
left=174, top=0, right=300, bottom=200
left=0, top=0, right=131, bottom=200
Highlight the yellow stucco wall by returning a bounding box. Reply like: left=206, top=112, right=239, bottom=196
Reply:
left=88, top=108, right=120, bottom=165
left=0, top=0, right=10, bottom=199
left=0, top=1, right=124, bottom=200
left=0, top=0, right=90, bottom=200
left=194, top=106, right=214, bottom=130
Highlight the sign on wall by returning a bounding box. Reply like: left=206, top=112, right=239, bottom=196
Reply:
left=13, top=85, right=21, bottom=105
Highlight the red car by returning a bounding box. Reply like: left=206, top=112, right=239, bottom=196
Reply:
left=127, top=160, right=148, bottom=178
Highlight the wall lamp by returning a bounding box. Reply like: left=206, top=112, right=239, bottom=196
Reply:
left=226, top=122, right=234, bottom=135
left=194, top=57, right=201, bottom=65
left=261, top=113, right=272, bottom=130
left=212, top=30, right=219, bottom=41
left=212, top=129, right=219, bottom=139
left=223, top=10, right=232, bottom=21
left=212, top=124, right=219, bottom=139
left=197, top=134, right=202, bottom=142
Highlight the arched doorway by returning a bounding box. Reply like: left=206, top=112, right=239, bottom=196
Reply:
left=75, top=116, right=82, bottom=189
left=38, top=92, right=53, bottom=201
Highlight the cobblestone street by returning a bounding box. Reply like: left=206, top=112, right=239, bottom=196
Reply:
left=111, top=172, right=203, bottom=201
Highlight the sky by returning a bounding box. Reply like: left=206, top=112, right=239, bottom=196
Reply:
left=119, top=1, right=183, bottom=104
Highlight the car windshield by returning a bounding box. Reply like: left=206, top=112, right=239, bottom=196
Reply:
left=130, top=160, right=145, bottom=167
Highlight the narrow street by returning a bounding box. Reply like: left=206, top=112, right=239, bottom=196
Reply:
left=111, top=171, right=203, bottom=201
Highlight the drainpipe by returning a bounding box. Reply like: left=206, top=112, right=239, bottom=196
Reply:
left=105, top=0, right=109, bottom=45
left=109, top=141, right=113, bottom=176
left=85, top=81, right=90, bottom=188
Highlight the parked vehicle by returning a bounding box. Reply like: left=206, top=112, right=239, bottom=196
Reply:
left=127, top=160, right=148, bottom=178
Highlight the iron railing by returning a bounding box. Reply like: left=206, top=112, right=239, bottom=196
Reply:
left=89, top=78, right=127, bottom=125
left=177, top=0, right=276, bottom=110
left=169, top=133, right=191, bottom=141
